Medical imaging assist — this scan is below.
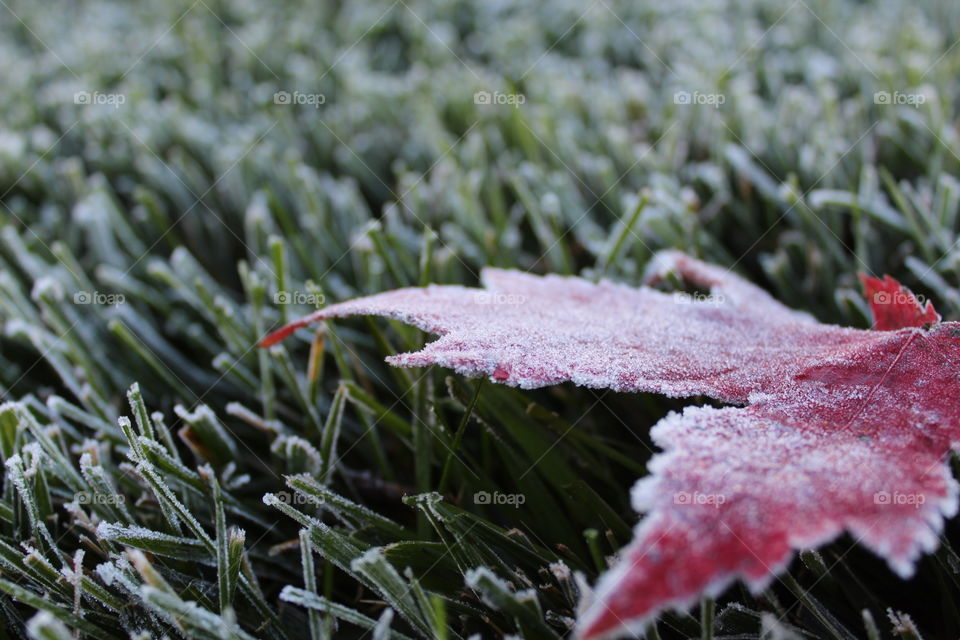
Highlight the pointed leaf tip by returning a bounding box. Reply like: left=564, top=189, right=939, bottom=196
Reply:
left=860, top=274, right=940, bottom=331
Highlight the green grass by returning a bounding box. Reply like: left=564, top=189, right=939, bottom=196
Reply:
left=2, top=0, right=960, bottom=638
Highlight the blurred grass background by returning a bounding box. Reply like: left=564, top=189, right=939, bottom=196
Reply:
left=1, top=0, right=960, bottom=638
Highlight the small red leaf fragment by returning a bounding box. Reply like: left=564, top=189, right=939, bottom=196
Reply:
left=260, top=253, right=960, bottom=640
left=860, top=274, right=940, bottom=330
left=259, top=314, right=321, bottom=347
left=492, top=364, right=510, bottom=381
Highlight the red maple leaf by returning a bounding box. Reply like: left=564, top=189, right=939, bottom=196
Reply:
left=260, top=251, right=960, bottom=639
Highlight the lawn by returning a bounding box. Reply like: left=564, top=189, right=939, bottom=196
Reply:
left=1, top=0, right=960, bottom=638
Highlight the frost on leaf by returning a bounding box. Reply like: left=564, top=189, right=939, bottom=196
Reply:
left=261, top=251, right=960, bottom=640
